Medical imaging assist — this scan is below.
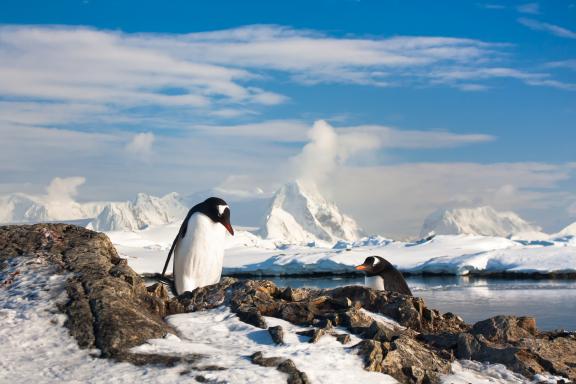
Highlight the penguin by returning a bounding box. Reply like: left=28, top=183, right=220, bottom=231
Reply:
left=355, top=256, right=412, bottom=296
left=161, top=197, right=234, bottom=295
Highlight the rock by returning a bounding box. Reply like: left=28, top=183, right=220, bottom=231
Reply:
left=0, top=224, right=173, bottom=362
left=250, top=352, right=310, bottom=384
left=268, top=326, right=285, bottom=345
left=519, top=336, right=576, bottom=380
left=236, top=305, right=268, bottom=329
left=456, top=333, right=548, bottom=378
left=335, top=334, right=351, bottom=344
left=363, top=319, right=404, bottom=342
left=296, top=328, right=326, bottom=343
left=277, top=359, right=311, bottom=384
left=280, top=286, right=310, bottom=302
left=250, top=351, right=286, bottom=367
left=354, top=336, right=451, bottom=384
left=471, top=315, right=537, bottom=343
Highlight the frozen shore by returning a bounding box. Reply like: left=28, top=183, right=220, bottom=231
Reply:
left=106, top=224, right=576, bottom=278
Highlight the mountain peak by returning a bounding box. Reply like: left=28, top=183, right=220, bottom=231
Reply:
left=420, top=206, right=542, bottom=238
left=259, top=180, right=364, bottom=245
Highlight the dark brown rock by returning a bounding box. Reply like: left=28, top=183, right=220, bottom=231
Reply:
left=335, top=333, right=351, bottom=344
left=296, top=328, right=326, bottom=343
left=268, top=325, right=285, bottom=345
left=456, top=333, right=548, bottom=378
left=354, top=336, right=451, bottom=384
left=277, top=359, right=311, bottom=384
left=250, top=352, right=310, bottom=384
left=363, top=319, right=404, bottom=342
left=471, top=315, right=537, bottom=343
left=518, top=335, right=576, bottom=380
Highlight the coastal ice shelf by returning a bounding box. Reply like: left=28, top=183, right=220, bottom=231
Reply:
left=109, top=225, right=576, bottom=277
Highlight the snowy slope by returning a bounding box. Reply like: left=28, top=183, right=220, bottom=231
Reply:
left=259, top=181, right=364, bottom=245
left=420, top=206, right=543, bottom=238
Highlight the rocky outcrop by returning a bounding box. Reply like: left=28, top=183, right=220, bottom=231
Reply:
left=1, top=224, right=574, bottom=383
left=0, top=224, right=173, bottom=362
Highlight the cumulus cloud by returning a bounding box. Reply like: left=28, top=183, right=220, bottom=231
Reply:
left=126, top=132, right=155, bottom=157
left=292, top=120, right=342, bottom=183
left=45, top=177, right=86, bottom=203
left=289, top=120, right=495, bottom=187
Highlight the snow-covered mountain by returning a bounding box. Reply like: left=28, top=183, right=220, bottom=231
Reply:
left=556, top=222, right=576, bottom=237
left=420, top=206, right=544, bottom=238
left=0, top=190, right=189, bottom=232
left=0, top=193, right=50, bottom=223
left=259, top=180, right=364, bottom=245
left=87, top=193, right=188, bottom=231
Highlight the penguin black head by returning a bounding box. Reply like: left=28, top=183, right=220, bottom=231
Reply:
left=200, top=197, right=234, bottom=235
left=354, top=256, right=393, bottom=276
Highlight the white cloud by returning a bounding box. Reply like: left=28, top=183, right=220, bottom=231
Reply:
left=0, top=24, right=570, bottom=135
left=46, top=177, right=86, bottom=203
left=478, top=4, right=506, bottom=10
left=292, top=120, right=342, bottom=183
left=429, top=67, right=576, bottom=90
left=518, top=18, right=576, bottom=39
left=517, top=3, right=540, bottom=14
left=546, top=59, right=576, bottom=71
left=126, top=132, right=155, bottom=157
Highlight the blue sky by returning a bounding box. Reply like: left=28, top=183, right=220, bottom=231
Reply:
left=0, top=0, right=575, bottom=236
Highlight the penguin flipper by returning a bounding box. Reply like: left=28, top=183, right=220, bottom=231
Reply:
left=161, top=207, right=197, bottom=278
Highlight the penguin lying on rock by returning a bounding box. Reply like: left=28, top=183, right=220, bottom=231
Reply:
left=161, top=197, right=234, bottom=295
left=355, top=256, right=412, bottom=296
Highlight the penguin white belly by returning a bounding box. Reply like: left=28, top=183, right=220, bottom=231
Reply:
left=173, top=213, right=226, bottom=294
left=365, top=276, right=385, bottom=290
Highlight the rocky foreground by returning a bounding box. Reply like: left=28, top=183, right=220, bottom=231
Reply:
left=0, top=224, right=575, bottom=384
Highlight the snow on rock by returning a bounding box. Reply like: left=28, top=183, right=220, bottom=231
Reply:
left=133, top=307, right=394, bottom=384
left=87, top=193, right=188, bottom=231
left=0, top=256, right=188, bottom=384
left=420, top=206, right=544, bottom=238
left=259, top=180, right=364, bottom=245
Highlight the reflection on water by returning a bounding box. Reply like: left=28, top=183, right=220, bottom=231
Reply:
left=265, top=276, right=576, bottom=331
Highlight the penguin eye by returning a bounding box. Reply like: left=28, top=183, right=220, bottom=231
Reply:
left=217, top=205, right=228, bottom=217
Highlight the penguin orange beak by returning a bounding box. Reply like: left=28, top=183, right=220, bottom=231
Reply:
left=223, top=222, right=234, bottom=236
left=355, top=264, right=367, bottom=271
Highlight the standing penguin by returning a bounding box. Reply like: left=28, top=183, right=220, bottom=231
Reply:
left=161, top=197, right=234, bottom=295
left=355, top=256, right=412, bottom=296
